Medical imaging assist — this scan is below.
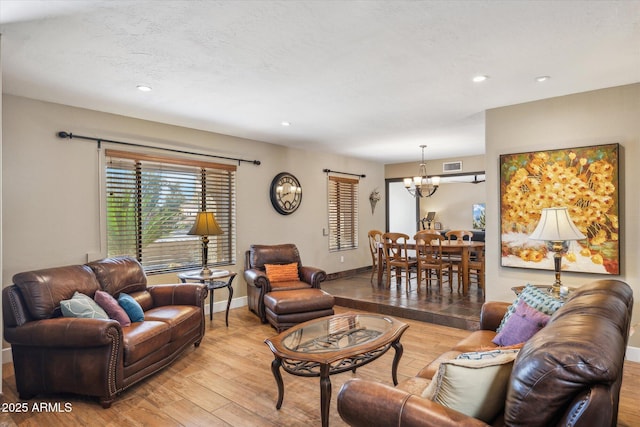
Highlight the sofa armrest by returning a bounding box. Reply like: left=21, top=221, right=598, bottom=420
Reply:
left=300, top=266, right=327, bottom=288
left=337, top=379, right=489, bottom=427
left=4, top=317, right=121, bottom=347
left=244, top=268, right=271, bottom=292
left=148, top=283, right=207, bottom=307
left=479, top=301, right=511, bottom=330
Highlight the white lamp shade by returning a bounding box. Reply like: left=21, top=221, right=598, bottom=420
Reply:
left=529, top=207, right=586, bottom=242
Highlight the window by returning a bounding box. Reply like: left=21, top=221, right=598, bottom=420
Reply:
left=105, top=150, right=236, bottom=274
left=328, top=175, right=359, bottom=251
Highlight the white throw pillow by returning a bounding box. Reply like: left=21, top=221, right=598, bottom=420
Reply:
left=421, top=349, right=519, bottom=423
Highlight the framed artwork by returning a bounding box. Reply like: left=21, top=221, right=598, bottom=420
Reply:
left=472, top=203, right=485, bottom=230
left=500, top=143, right=619, bottom=275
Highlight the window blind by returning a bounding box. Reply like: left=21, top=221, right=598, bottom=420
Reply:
left=105, top=150, right=236, bottom=274
left=328, top=175, right=359, bottom=251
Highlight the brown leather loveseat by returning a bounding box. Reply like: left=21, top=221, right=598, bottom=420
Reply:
left=3, top=256, right=207, bottom=408
left=244, top=243, right=328, bottom=323
left=338, top=279, right=633, bottom=426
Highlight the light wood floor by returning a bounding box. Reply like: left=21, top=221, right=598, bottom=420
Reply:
left=1, top=306, right=639, bottom=426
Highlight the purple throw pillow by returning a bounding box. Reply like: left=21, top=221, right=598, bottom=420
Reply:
left=492, top=299, right=550, bottom=346
left=94, top=290, right=131, bottom=326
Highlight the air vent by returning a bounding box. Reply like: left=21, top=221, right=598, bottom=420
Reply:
left=442, top=161, right=462, bottom=173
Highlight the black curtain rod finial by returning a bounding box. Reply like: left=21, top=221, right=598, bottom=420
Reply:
left=56, top=130, right=261, bottom=165
left=323, top=168, right=366, bottom=178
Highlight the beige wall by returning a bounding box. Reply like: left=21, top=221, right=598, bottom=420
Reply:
left=385, top=154, right=486, bottom=231
left=1, top=95, right=386, bottom=297
left=485, top=83, right=640, bottom=347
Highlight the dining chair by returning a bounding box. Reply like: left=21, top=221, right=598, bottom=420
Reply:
left=414, top=232, right=453, bottom=293
left=367, top=229, right=384, bottom=283
left=382, top=232, right=417, bottom=291
left=468, top=246, right=485, bottom=293
left=444, top=230, right=473, bottom=291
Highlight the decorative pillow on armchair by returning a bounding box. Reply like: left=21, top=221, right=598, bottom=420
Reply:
left=265, top=263, right=299, bottom=282
left=421, top=349, right=519, bottom=423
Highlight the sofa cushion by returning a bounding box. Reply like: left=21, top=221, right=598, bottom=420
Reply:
left=421, top=349, right=519, bottom=423
left=121, top=321, right=172, bottom=366
left=94, top=290, right=131, bottom=326
left=452, top=330, right=497, bottom=352
left=493, top=300, right=550, bottom=346
left=496, top=284, right=563, bottom=332
left=60, top=291, right=109, bottom=319
left=145, top=305, right=203, bottom=342
left=87, top=256, right=148, bottom=296
left=265, top=263, right=299, bottom=282
left=118, top=293, right=145, bottom=322
left=13, top=264, right=101, bottom=320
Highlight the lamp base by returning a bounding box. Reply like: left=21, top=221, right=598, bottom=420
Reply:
left=199, top=266, right=212, bottom=277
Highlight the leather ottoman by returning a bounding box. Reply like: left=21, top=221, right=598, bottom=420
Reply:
left=264, top=288, right=335, bottom=332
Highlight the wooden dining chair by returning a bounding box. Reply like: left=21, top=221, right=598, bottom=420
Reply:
left=382, top=232, right=417, bottom=291
left=468, top=246, right=485, bottom=293
left=367, top=229, right=384, bottom=283
left=414, top=232, right=453, bottom=293
left=444, top=230, right=473, bottom=292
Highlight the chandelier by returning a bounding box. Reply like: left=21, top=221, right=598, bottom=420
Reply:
left=403, top=145, right=440, bottom=198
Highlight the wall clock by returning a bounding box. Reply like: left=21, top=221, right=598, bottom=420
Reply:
left=270, top=172, right=302, bottom=215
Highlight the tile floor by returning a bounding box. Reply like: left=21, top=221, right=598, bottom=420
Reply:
left=322, top=270, right=485, bottom=330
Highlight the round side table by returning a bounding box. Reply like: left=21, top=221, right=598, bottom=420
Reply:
left=178, top=270, right=236, bottom=326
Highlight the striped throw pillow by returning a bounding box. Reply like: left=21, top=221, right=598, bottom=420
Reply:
left=265, top=263, right=299, bottom=282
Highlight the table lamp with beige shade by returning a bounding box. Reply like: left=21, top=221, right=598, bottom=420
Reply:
left=188, top=211, right=223, bottom=276
left=529, top=207, right=586, bottom=296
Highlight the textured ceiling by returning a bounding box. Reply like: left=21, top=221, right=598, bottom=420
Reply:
left=1, top=1, right=639, bottom=163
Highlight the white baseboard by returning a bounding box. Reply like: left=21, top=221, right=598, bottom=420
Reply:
left=626, top=345, right=640, bottom=362
left=2, top=297, right=249, bottom=365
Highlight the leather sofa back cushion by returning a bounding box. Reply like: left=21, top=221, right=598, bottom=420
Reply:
left=249, top=244, right=301, bottom=270
left=87, top=257, right=147, bottom=295
left=13, top=265, right=101, bottom=320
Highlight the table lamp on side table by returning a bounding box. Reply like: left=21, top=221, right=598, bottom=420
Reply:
left=188, top=211, right=223, bottom=276
left=529, top=207, right=586, bottom=297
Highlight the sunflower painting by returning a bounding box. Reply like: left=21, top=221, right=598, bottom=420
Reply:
left=500, top=143, right=619, bottom=275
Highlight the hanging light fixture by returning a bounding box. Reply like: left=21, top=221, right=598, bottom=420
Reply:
left=404, top=145, right=441, bottom=198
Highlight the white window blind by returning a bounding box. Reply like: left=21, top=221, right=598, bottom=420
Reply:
left=105, top=150, right=236, bottom=274
left=328, top=175, right=359, bottom=251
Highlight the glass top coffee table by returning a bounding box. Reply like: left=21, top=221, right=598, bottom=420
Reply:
left=264, top=312, right=409, bottom=427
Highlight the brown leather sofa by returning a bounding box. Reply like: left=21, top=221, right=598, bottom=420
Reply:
left=244, top=243, right=328, bottom=323
left=338, top=279, right=633, bottom=427
left=3, top=256, right=207, bottom=408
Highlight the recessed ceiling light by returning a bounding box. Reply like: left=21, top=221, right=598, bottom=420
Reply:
left=535, top=76, right=551, bottom=82
left=136, top=85, right=152, bottom=92
left=472, top=75, right=489, bottom=83
left=281, top=121, right=291, bottom=127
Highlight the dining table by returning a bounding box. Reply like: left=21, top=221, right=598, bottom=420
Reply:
left=377, top=240, right=485, bottom=295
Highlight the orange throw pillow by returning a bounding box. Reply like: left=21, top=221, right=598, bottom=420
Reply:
left=265, top=263, right=299, bottom=283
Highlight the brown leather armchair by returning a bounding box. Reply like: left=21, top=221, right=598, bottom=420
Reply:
left=3, top=257, right=207, bottom=407
left=244, top=243, right=327, bottom=323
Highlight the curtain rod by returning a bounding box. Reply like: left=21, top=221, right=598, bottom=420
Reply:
left=57, top=131, right=261, bottom=166
left=322, top=168, right=366, bottom=178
